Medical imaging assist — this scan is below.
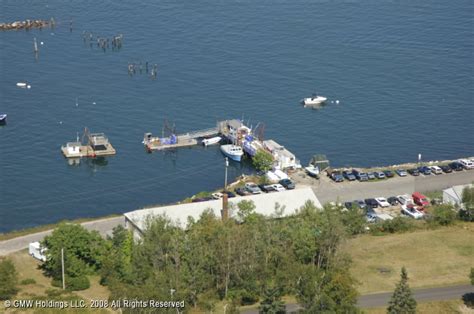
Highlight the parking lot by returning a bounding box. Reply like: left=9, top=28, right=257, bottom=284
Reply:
left=292, top=168, right=474, bottom=205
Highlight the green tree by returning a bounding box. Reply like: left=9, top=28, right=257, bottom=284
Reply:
left=387, top=267, right=417, bottom=314
left=0, top=259, right=18, bottom=300
left=258, top=286, right=285, bottom=314
left=431, top=204, right=457, bottom=226
left=252, top=150, right=274, bottom=172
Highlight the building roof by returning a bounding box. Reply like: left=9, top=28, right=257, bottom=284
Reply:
left=263, top=139, right=295, bottom=159
left=124, top=187, right=322, bottom=232
left=443, top=183, right=473, bottom=203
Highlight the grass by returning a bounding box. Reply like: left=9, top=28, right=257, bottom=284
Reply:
left=0, top=215, right=120, bottom=242
left=343, top=222, right=474, bottom=294
left=364, top=299, right=470, bottom=313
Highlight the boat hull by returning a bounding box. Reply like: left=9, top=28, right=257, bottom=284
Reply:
left=202, top=136, right=221, bottom=146
left=220, top=145, right=243, bottom=162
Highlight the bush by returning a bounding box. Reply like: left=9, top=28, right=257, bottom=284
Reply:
left=458, top=208, right=473, bottom=222
left=0, top=259, right=18, bottom=300
left=372, top=217, right=414, bottom=234
left=20, top=278, right=36, bottom=285
left=431, top=204, right=457, bottom=226
left=67, top=276, right=90, bottom=291
left=252, top=150, right=274, bottom=172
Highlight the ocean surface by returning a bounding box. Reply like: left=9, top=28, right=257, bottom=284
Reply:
left=1, top=0, right=473, bottom=232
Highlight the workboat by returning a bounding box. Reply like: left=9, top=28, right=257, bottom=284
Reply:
left=305, top=164, right=320, bottom=178
left=220, top=144, right=243, bottom=162
left=0, top=114, right=7, bottom=124
left=301, top=94, right=327, bottom=106
left=202, top=136, right=221, bottom=146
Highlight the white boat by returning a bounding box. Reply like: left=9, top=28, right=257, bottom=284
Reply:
left=305, top=165, right=320, bottom=178
left=220, top=144, right=243, bottom=162
left=16, top=82, right=27, bottom=88
left=202, top=136, right=221, bottom=146
left=0, top=113, right=7, bottom=124
left=302, top=94, right=327, bottom=106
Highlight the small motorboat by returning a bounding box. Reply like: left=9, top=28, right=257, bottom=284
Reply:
left=0, top=114, right=7, bottom=124
left=305, top=164, right=320, bottom=178
left=202, top=136, right=221, bottom=146
left=220, top=144, right=244, bottom=162
left=16, top=82, right=31, bottom=89
left=301, top=94, right=327, bottom=106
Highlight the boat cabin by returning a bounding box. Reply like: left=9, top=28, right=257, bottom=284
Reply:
left=88, top=133, right=109, bottom=150
left=65, top=142, right=81, bottom=155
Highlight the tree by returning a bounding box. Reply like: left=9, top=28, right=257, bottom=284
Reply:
left=387, top=267, right=417, bottom=314
left=0, top=259, right=18, bottom=300
left=259, top=286, right=285, bottom=314
left=252, top=150, right=274, bottom=172
left=431, top=204, right=457, bottom=226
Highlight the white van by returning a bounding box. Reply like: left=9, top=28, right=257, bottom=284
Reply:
left=458, top=159, right=474, bottom=170
left=430, top=165, right=443, bottom=175
left=29, top=242, right=47, bottom=262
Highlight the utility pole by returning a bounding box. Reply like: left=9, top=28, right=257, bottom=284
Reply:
left=224, top=157, right=229, bottom=191
left=61, top=248, right=65, bottom=290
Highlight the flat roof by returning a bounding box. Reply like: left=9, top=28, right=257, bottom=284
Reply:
left=124, top=187, right=322, bottom=231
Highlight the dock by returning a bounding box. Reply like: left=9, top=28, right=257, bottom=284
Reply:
left=62, top=131, right=116, bottom=158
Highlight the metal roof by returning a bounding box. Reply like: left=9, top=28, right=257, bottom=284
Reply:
left=124, top=187, right=322, bottom=231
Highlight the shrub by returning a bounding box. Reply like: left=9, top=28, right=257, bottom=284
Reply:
left=431, top=204, right=457, bottom=226
left=20, top=278, right=36, bottom=285
left=0, top=259, right=18, bottom=300
left=372, top=217, right=414, bottom=234
left=66, top=276, right=90, bottom=291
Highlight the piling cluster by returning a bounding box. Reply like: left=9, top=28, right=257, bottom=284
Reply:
left=128, top=61, right=158, bottom=79
left=0, top=18, right=55, bottom=31
left=82, top=31, right=123, bottom=51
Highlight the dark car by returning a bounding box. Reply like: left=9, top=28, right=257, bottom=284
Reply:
left=352, top=169, right=368, bottom=181
left=192, top=196, right=213, bottom=202
left=383, top=170, right=395, bottom=178
left=449, top=162, right=464, bottom=171
left=343, top=170, right=356, bottom=181
left=407, top=168, right=420, bottom=176
left=258, top=184, right=276, bottom=193
left=235, top=187, right=251, bottom=196
left=440, top=165, right=452, bottom=173
left=354, top=200, right=367, bottom=209
left=222, top=191, right=236, bottom=198
left=279, top=178, right=295, bottom=189
left=418, top=166, right=432, bottom=175
left=329, top=171, right=344, bottom=182
left=364, top=198, right=379, bottom=208
left=344, top=202, right=354, bottom=210
left=387, top=196, right=399, bottom=206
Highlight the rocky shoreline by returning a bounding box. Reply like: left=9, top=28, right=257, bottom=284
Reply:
left=0, top=18, right=55, bottom=31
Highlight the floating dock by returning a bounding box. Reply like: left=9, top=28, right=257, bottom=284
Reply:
left=62, top=131, right=116, bottom=158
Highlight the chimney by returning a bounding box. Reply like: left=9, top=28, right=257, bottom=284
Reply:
left=221, top=193, right=229, bottom=220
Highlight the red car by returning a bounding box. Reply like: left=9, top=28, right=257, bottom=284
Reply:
left=412, top=192, right=429, bottom=207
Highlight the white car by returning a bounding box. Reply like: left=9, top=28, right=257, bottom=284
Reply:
left=245, top=182, right=262, bottom=194
left=401, top=204, right=424, bottom=219
left=270, top=184, right=286, bottom=192
left=212, top=192, right=223, bottom=200
left=375, top=197, right=390, bottom=208
left=397, top=194, right=414, bottom=206
left=430, top=166, right=443, bottom=175
left=458, top=159, right=474, bottom=170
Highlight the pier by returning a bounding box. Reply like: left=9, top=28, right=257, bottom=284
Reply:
left=0, top=19, right=54, bottom=31
left=62, top=130, right=116, bottom=158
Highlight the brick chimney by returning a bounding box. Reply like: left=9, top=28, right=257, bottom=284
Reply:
left=221, top=193, right=229, bottom=220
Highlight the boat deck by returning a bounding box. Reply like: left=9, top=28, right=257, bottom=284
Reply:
left=61, top=143, right=116, bottom=158
left=146, top=135, right=198, bottom=151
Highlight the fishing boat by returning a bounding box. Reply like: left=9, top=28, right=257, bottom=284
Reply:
left=305, top=164, right=320, bottom=178
left=301, top=94, right=327, bottom=106
left=202, top=136, right=221, bottom=146
left=220, top=144, right=243, bottom=162
left=0, top=113, right=7, bottom=124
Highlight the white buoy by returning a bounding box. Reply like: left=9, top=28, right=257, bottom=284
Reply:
left=59, top=121, right=63, bottom=124
left=335, top=100, right=340, bottom=104
left=92, top=102, right=96, bottom=105
left=27, top=85, right=31, bottom=89
left=40, top=41, right=44, bottom=45
left=330, top=101, right=334, bottom=104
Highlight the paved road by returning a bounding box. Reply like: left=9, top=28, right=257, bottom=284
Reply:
left=292, top=169, right=474, bottom=204
left=242, top=284, right=473, bottom=313
left=0, top=216, right=125, bottom=256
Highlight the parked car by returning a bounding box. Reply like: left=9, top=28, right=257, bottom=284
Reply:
left=222, top=191, right=236, bottom=198
left=258, top=184, right=276, bottom=193
left=343, top=170, right=356, bottom=181
left=375, top=197, right=390, bottom=208
left=387, top=196, right=399, bottom=206
left=354, top=200, right=367, bottom=209
left=192, top=196, right=213, bottom=202
left=449, top=161, right=464, bottom=171
left=407, top=168, right=420, bottom=176
left=352, top=169, right=368, bottom=181
left=364, top=198, right=379, bottom=208
left=401, top=204, right=424, bottom=219
left=279, top=178, right=295, bottom=189
left=367, top=172, right=376, bottom=180
left=459, top=159, right=474, bottom=170
left=374, top=172, right=386, bottom=179
left=440, top=165, right=453, bottom=173
left=395, top=169, right=408, bottom=177
left=418, top=166, right=432, bottom=175
left=245, top=182, right=262, bottom=194
left=235, top=187, right=251, bottom=196
left=430, top=165, right=443, bottom=175
left=412, top=192, right=429, bottom=207
left=329, top=171, right=344, bottom=182
left=383, top=170, right=395, bottom=178
left=212, top=192, right=224, bottom=199
left=366, top=212, right=377, bottom=223
left=270, top=184, right=286, bottom=192
left=397, top=194, right=414, bottom=206
left=344, top=202, right=354, bottom=210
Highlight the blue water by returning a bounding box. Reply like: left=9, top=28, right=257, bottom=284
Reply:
left=1, top=0, right=473, bottom=232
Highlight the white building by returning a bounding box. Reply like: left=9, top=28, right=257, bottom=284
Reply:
left=263, top=139, right=300, bottom=170
left=443, top=184, right=473, bottom=207
left=124, top=187, right=321, bottom=240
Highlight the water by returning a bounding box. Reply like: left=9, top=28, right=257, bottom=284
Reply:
left=1, top=0, right=473, bottom=232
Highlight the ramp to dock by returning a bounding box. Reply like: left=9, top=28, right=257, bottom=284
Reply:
left=180, top=127, right=219, bottom=139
